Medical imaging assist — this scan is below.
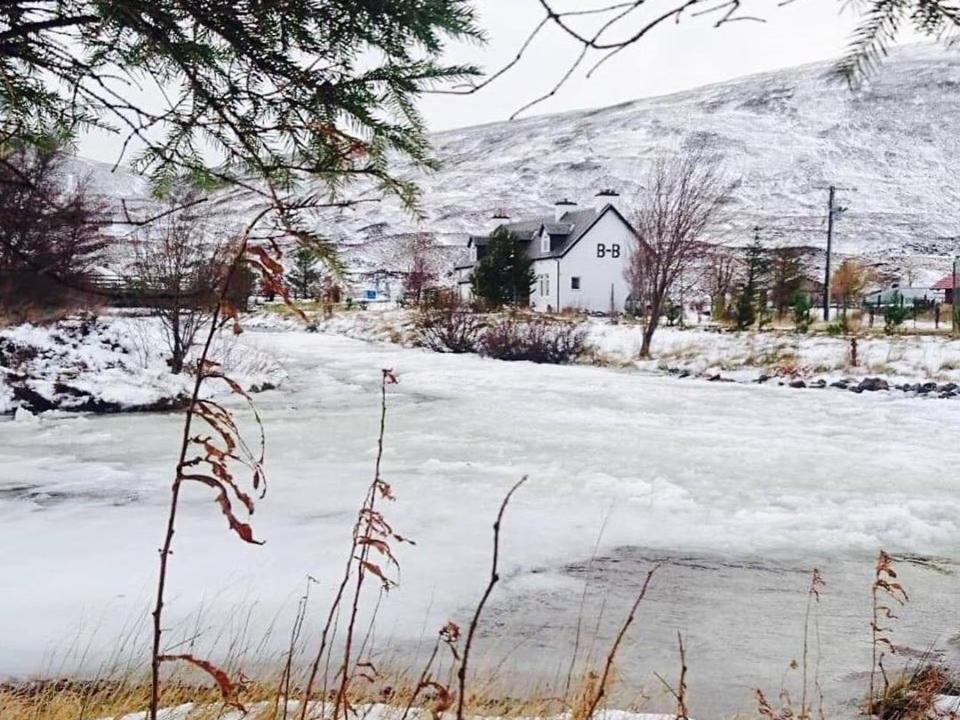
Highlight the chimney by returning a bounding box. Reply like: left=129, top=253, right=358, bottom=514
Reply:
left=595, top=188, right=621, bottom=214
left=554, top=198, right=577, bottom=222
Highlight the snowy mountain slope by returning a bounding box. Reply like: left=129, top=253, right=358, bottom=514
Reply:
left=301, top=42, right=960, bottom=282
left=63, top=155, right=150, bottom=201
left=72, top=43, right=960, bottom=283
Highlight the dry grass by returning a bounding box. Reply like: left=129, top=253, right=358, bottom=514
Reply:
left=866, top=664, right=960, bottom=720
left=0, top=669, right=644, bottom=720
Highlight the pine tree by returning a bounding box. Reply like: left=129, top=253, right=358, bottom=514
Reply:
left=792, top=293, right=813, bottom=333
left=0, top=1, right=483, bottom=288
left=769, top=248, right=806, bottom=319
left=288, top=246, right=322, bottom=299
left=0, top=3, right=480, bottom=188
left=471, top=227, right=535, bottom=308
left=735, top=228, right=770, bottom=330
left=0, top=144, right=106, bottom=311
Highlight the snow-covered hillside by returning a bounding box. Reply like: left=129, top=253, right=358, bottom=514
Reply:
left=77, top=43, right=960, bottom=282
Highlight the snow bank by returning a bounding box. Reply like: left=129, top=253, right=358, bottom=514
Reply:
left=247, top=307, right=960, bottom=392
left=0, top=314, right=284, bottom=415
left=244, top=306, right=418, bottom=345
left=599, top=322, right=960, bottom=389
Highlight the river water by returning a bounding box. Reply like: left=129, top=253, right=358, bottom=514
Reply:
left=1, top=330, right=958, bottom=718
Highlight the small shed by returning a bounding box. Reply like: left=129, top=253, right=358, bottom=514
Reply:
left=932, top=275, right=956, bottom=305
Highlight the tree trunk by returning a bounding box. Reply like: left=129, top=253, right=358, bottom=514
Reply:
left=640, top=319, right=659, bottom=358
left=170, top=311, right=184, bottom=374
left=640, top=302, right=662, bottom=358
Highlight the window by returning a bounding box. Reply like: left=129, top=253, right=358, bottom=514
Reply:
left=571, top=277, right=581, bottom=290
left=538, top=274, right=550, bottom=297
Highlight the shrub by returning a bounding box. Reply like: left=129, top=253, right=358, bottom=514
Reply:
left=479, top=315, right=590, bottom=363
left=792, top=294, right=812, bottom=333
left=417, top=303, right=485, bottom=353
left=884, top=300, right=908, bottom=335
left=826, top=315, right=849, bottom=336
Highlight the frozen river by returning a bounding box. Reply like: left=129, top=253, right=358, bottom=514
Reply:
left=2, top=330, right=959, bottom=718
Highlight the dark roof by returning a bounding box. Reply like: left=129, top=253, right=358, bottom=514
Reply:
left=534, top=208, right=603, bottom=259
left=460, top=204, right=635, bottom=268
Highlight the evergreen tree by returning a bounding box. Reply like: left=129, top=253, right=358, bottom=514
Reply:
left=0, top=3, right=480, bottom=186
left=0, top=144, right=106, bottom=312
left=769, top=248, right=806, bottom=319
left=471, top=227, right=535, bottom=308
left=792, top=293, right=812, bottom=333
left=288, top=246, right=322, bottom=299
left=0, top=1, right=483, bottom=290
left=735, top=228, right=770, bottom=330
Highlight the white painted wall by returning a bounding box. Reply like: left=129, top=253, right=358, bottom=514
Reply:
left=551, top=209, right=636, bottom=313
left=530, top=258, right=559, bottom=312
left=456, top=266, right=474, bottom=304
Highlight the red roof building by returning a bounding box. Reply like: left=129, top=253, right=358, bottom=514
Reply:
left=932, top=275, right=956, bottom=304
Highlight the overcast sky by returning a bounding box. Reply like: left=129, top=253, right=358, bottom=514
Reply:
left=77, top=0, right=910, bottom=164
left=418, top=0, right=870, bottom=131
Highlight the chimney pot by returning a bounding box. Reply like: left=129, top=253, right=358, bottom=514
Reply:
left=595, top=189, right=621, bottom=213
left=554, top=198, right=577, bottom=222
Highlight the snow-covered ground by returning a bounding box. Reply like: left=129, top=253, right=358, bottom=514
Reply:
left=251, top=307, right=960, bottom=389
left=0, top=314, right=284, bottom=415
left=593, top=321, right=960, bottom=384
left=2, top=329, right=959, bottom=718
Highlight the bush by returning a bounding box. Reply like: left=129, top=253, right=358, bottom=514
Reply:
left=479, top=315, right=590, bottom=364
left=884, top=301, right=908, bottom=335
left=826, top=315, right=850, bottom=336
left=792, top=294, right=812, bottom=333
left=417, top=303, right=485, bottom=353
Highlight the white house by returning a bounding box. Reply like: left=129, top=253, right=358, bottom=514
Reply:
left=455, top=191, right=638, bottom=313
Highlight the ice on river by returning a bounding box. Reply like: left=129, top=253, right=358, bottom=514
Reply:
left=2, top=331, right=959, bottom=718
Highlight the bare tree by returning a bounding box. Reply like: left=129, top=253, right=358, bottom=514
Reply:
left=130, top=203, right=233, bottom=374
left=402, top=232, right=441, bottom=305
left=627, top=146, right=735, bottom=356
left=703, top=246, right=739, bottom=321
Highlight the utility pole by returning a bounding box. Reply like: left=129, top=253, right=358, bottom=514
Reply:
left=823, top=185, right=835, bottom=321
left=819, top=184, right=851, bottom=322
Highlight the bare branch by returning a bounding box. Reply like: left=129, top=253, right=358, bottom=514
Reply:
left=456, top=476, right=528, bottom=720
left=584, top=562, right=662, bottom=719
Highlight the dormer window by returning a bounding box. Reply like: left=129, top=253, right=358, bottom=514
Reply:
left=541, top=233, right=550, bottom=254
